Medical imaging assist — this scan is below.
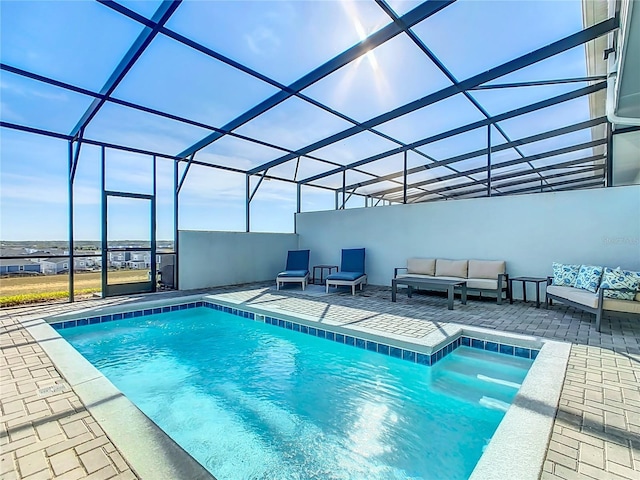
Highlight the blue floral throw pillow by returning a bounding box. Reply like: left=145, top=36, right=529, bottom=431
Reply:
left=600, top=267, right=640, bottom=300
left=552, top=262, right=580, bottom=287
left=574, top=265, right=603, bottom=293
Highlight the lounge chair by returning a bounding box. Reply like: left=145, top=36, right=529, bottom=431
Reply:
left=326, top=248, right=367, bottom=295
left=276, top=249, right=310, bottom=290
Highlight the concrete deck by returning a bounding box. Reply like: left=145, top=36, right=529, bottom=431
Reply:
left=1, top=283, right=639, bottom=479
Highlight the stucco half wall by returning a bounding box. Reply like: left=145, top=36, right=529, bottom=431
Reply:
left=178, top=231, right=298, bottom=290
left=296, top=185, right=640, bottom=293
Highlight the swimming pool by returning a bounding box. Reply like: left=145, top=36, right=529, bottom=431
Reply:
left=59, top=304, right=534, bottom=480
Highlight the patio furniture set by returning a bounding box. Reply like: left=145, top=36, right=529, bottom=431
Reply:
left=545, top=262, right=640, bottom=331
left=275, top=252, right=640, bottom=327
left=276, top=248, right=367, bottom=296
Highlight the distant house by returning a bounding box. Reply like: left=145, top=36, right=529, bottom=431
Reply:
left=40, top=258, right=69, bottom=275
left=128, top=252, right=151, bottom=269
left=109, top=252, right=131, bottom=268
left=39, top=256, right=99, bottom=274
left=0, top=259, right=42, bottom=275
left=71, top=257, right=94, bottom=271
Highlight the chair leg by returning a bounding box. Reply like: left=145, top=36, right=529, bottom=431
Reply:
left=326, top=283, right=329, bottom=294
left=352, top=284, right=355, bottom=295
left=277, top=281, right=280, bottom=290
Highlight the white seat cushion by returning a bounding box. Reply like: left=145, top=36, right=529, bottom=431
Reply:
left=466, top=278, right=502, bottom=290
left=396, top=273, right=434, bottom=280
left=547, top=285, right=598, bottom=308
left=603, top=298, right=640, bottom=314
left=432, top=275, right=466, bottom=282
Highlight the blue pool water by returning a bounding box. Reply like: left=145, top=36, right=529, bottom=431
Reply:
left=61, top=307, right=533, bottom=480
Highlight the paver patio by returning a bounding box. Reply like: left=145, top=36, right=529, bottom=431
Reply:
left=1, top=283, right=639, bottom=479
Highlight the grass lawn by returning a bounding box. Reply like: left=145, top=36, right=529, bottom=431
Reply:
left=0, top=270, right=150, bottom=305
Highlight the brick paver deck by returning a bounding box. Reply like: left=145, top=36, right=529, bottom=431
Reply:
left=2, top=284, right=639, bottom=479
left=1, top=315, right=138, bottom=480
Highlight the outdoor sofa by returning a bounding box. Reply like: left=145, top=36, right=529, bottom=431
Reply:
left=546, top=263, right=640, bottom=331
left=394, top=258, right=509, bottom=304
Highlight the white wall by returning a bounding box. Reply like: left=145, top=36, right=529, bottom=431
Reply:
left=296, top=186, right=640, bottom=298
left=178, top=231, right=298, bottom=290
left=613, top=130, right=640, bottom=186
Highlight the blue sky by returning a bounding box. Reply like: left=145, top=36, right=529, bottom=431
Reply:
left=0, top=0, right=595, bottom=240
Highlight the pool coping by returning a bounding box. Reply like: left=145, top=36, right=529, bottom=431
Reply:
left=21, top=306, right=214, bottom=480
left=30, top=293, right=571, bottom=480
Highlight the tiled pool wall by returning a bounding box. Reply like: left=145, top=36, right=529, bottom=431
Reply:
left=50, top=300, right=539, bottom=367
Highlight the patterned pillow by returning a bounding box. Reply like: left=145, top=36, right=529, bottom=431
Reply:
left=574, top=265, right=603, bottom=293
left=552, top=262, right=581, bottom=287
left=600, top=267, right=640, bottom=300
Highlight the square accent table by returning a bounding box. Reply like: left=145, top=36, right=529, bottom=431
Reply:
left=392, top=277, right=467, bottom=310
left=509, top=277, right=547, bottom=308
left=312, top=265, right=338, bottom=285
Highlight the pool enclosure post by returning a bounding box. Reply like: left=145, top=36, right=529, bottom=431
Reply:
left=246, top=169, right=269, bottom=232
left=67, top=141, right=74, bottom=302
left=101, top=146, right=107, bottom=298
left=487, top=125, right=492, bottom=197
left=246, top=174, right=250, bottom=232
left=151, top=156, right=157, bottom=289
left=174, top=158, right=179, bottom=290
left=606, top=122, right=613, bottom=186
left=403, top=151, right=408, bottom=204
left=295, top=183, right=301, bottom=233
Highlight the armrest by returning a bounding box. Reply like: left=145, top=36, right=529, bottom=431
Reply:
left=498, top=272, right=508, bottom=288
left=547, top=276, right=553, bottom=286
left=394, top=267, right=407, bottom=278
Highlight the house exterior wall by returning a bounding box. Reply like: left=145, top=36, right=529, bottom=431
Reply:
left=178, top=231, right=298, bottom=290
left=296, top=185, right=640, bottom=299
left=0, top=263, right=41, bottom=274
left=40, top=261, right=58, bottom=275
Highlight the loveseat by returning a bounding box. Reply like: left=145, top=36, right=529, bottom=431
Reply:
left=394, top=258, right=509, bottom=304
left=546, top=263, right=640, bottom=332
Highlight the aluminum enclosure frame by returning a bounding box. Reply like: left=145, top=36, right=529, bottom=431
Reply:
left=0, top=0, right=624, bottom=302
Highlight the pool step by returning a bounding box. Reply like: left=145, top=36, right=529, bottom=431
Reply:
left=430, top=350, right=531, bottom=409
left=440, top=347, right=531, bottom=386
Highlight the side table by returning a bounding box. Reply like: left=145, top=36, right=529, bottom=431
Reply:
left=509, top=277, right=547, bottom=308
left=312, top=265, right=338, bottom=285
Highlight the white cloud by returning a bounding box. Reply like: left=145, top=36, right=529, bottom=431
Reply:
left=0, top=78, right=68, bottom=101
left=0, top=100, right=26, bottom=123
left=0, top=172, right=100, bottom=205
left=245, top=26, right=281, bottom=56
